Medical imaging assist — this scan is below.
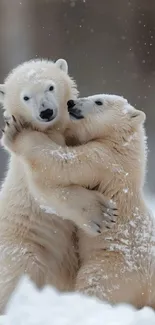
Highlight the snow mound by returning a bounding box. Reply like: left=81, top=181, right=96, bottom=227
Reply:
left=0, top=277, right=155, bottom=325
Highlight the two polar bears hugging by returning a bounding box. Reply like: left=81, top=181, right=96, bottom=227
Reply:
left=0, top=58, right=154, bottom=313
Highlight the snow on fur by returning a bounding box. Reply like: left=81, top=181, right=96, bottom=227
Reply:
left=0, top=277, right=155, bottom=325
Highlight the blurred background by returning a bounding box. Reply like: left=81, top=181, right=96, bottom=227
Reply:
left=0, top=0, right=154, bottom=195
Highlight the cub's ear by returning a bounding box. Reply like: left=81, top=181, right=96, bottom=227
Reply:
left=55, top=59, right=68, bottom=73
left=0, top=84, right=5, bottom=103
left=130, top=108, right=146, bottom=125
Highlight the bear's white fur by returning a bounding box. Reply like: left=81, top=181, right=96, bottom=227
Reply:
left=0, top=60, right=114, bottom=312
left=0, top=58, right=79, bottom=313
left=5, top=93, right=155, bottom=308
left=67, top=95, right=155, bottom=308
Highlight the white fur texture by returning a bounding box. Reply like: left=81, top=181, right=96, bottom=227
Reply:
left=0, top=59, right=115, bottom=313
left=0, top=58, right=79, bottom=313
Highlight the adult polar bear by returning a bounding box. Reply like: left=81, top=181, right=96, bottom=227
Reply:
left=4, top=92, right=155, bottom=309
left=0, top=59, right=114, bottom=313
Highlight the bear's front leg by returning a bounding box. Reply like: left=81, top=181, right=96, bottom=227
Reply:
left=1, top=116, right=50, bottom=159
left=1, top=116, right=34, bottom=154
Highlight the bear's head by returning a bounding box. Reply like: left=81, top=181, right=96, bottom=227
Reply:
left=67, top=94, right=147, bottom=186
left=0, top=59, right=78, bottom=131
left=67, top=94, right=146, bottom=139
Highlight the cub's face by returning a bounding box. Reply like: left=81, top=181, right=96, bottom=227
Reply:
left=15, top=79, right=60, bottom=125
left=0, top=59, right=78, bottom=130
left=67, top=94, right=146, bottom=129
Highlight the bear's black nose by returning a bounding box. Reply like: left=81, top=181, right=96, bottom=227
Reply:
left=40, top=109, right=53, bottom=121
left=67, top=100, right=75, bottom=109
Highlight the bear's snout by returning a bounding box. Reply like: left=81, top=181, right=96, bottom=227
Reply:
left=40, top=109, right=54, bottom=121
left=67, top=100, right=75, bottom=109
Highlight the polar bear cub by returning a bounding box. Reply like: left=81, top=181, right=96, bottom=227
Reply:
left=0, top=60, right=115, bottom=313
left=68, top=95, right=155, bottom=308
left=5, top=91, right=155, bottom=308
left=0, top=60, right=114, bottom=235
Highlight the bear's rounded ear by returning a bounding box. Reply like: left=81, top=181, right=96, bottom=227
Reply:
left=55, top=59, right=68, bottom=73
left=0, top=84, right=5, bottom=103
left=130, top=109, right=146, bottom=125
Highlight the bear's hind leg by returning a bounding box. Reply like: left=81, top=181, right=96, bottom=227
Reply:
left=75, top=251, right=146, bottom=308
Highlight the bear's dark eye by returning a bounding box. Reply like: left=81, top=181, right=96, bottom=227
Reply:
left=95, top=100, right=103, bottom=106
left=23, top=96, right=30, bottom=101
left=49, top=85, right=54, bottom=91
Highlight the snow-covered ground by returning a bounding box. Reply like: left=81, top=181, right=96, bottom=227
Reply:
left=0, top=276, right=154, bottom=325
left=0, top=193, right=155, bottom=325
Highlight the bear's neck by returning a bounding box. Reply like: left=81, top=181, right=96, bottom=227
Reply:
left=46, top=129, right=66, bottom=146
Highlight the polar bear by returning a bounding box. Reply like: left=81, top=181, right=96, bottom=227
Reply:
left=68, top=95, right=155, bottom=308
left=0, top=60, right=115, bottom=313
left=4, top=93, right=155, bottom=308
